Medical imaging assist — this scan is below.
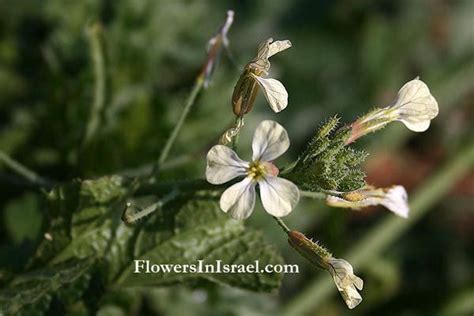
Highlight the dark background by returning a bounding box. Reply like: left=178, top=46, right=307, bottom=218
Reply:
left=0, top=0, right=472, bottom=315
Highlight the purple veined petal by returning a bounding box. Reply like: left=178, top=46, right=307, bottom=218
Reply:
left=258, top=175, right=299, bottom=217
left=390, top=78, right=439, bottom=132
left=251, top=120, right=290, bottom=162
left=206, top=145, right=249, bottom=185
left=219, top=177, right=257, bottom=219
left=251, top=74, right=288, bottom=113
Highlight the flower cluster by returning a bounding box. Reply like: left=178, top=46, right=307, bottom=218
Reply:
left=203, top=37, right=440, bottom=310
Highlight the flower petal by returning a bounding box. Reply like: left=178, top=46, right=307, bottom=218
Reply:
left=251, top=74, right=288, bottom=113
left=392, top=78, right=439, bottom=132
left=220, top=177, right=256, bottom=219
left=259, top=176, right=300, bottom=217
left=206, top=145, right=249, bottom=185
left=381, top=185, right=409, bottom=218
left=267, top=40, right=292, bottom=58
left=326, top=195, right=373, bottom=210
left=251, top=120, right=290, bottom=162
left=398, top=118, right=431, bottom=132
left=255, top=38, right=292, bottom=60
left=327, top=258, right=364, bottom=309
left=255, top=38, right=273, bottom=61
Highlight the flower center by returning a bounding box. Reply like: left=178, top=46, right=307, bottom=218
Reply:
left=247, top=161, right=279, bottom=181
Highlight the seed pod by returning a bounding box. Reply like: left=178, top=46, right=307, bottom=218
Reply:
left=231, top=38, right=291, bottom=116
left=232, top=68, right=260, bottom=116
left=287, top=230, right=331, bottom=269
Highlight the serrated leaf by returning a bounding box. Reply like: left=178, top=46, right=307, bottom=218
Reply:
left=0, top=258, right=94, bottom=316
left=117, top=200, right=283, bottom=292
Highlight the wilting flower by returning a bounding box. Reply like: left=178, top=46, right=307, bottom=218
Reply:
left=232, top=38, right=292, bottom=116
left=287, top=231, right=363, bottom=309
left=347, top=78, right=439, bottom=144
left=206, top=120, right=300, bottom=219
left=326, top=258, right=364, bottom=309
left=200, top=10, right=234, bottom=87
left=326, top=185, right=409, bottom=218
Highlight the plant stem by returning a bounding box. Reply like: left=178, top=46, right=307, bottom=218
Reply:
left=83, top=23, right=106, bottom=147
left=282, top=143, right=474, bottom=315
left=122, top=190, right=179, bottom=223
left=137, top=178, right=225, bottom=197
left=0, top=150, right=53, bottom=188
left=157, top=76, right=204, bottom=169
left=299, top=190, right=326, bottom=199
left=273, top=216, right=291, bottom=233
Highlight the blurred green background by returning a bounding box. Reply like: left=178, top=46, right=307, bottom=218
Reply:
left=0, top=0, right=473, bottom=315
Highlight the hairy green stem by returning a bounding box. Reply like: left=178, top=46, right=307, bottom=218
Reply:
left=83, top=23, right=106, bottom=147
left=157, top=76, right=204, bottom=168
left=0, top=150, right=53, bottom=188
left=283, top=143, right=474, bottom=315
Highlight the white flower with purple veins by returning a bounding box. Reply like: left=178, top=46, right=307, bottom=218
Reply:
left=326, top=185, right=410, bottom=218
left=206, top=120, right=300, bottom=219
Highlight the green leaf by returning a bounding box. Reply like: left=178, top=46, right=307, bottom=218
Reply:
left=3, top=193, right=42, bottom=244
left=49, top=176, right=134, bottom=283
left=31, top=176, right=283, bottom=293
left=0, top=258, right=94, bottom=316
left=31, top=176, right=134, bottom=283
left=117, top=199, right=284, bottom=292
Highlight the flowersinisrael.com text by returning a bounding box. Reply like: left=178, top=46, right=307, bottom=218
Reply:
left=133, top=260, right=299, bottom=274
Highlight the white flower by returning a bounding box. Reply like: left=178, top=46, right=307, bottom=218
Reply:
left=326, top=185, right=409, bottom=218
left=388, top=78, right=439, bottom=132
left=346, top=78, right=438, bottom=144
left=232, top=38, right=291, bottom=115
left=326, top=257, right=364, bottom=309
left=206, top=120, right=300, bottom=219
